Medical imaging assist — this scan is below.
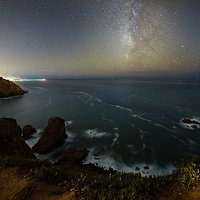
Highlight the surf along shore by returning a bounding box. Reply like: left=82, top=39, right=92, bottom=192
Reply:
left=0, top=78, right=200, bottom=199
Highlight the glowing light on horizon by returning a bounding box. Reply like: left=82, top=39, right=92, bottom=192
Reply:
left=3, top=76, right=46, bottom=82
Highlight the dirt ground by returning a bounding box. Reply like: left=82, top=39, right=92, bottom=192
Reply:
left=0, top=168, right=75, bottom=200
left=1, top=167, right=200, bottom=200
left=159, top=183, right=200, bottom=200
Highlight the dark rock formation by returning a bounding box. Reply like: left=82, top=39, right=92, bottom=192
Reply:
left=58, top=146, right=89, bottom=163
left=32, top=117, right=67, bottom=154
left=191, top=125, right=198, bottom=129
left=23, top=125, right=37, bottom=140
left=181, top=118, right=200, bottom=125
left=0, top=77, right=26, bottom=98
left=135, top=167, right=140, bottom=171
left=0, top=118, right=35, bottom=159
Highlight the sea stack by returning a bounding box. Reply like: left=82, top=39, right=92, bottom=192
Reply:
left=23, top=125, right=37, bottom=140
left=58, top=146, right=89, bottom=164
left=0, top=118, right=36, bottom=159
left=32, top=117, right=67, bottom=154
left=0, top=77, right=26, bottom=98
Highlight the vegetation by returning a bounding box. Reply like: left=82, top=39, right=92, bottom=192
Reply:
left=0, top=156, right=200, bottom=199
left=178, top=157, right=200, bottom=190
left=74, top=172, right=173, bottom=200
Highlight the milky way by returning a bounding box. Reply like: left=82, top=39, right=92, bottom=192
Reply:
left=0, top=0, right=199, bottom=78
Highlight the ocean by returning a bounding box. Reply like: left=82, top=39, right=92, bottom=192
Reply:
left=0, top=80, right=200, bottom=175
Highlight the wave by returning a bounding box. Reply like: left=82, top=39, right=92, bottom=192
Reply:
left=66, top=131, right=77, bottom=143
left=133, top=114, right=177, bottom=133
left=193, top=116, right=200, bottom=121
left=34, top=87, right=48, bottom=94
left=180, top=116, right=200, bottom=130
left=35, top=142, right=71, bottom=162
left=111, top=133, right=119, bottom=147
left=83, top=148, right=176, bottom=176
left=0, top=95, right=24, bottom=100
left=83, top=129, right=110, bottom=138
left=73, top=91, right=133, bottom=114
left=25, top=128, right=42, bottom=148
left=65, top=120, right=73, bottom=127
left=124, top=93, right=192, bottom=112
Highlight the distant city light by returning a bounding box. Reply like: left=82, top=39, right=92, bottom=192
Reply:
left=3, top=76, right=46, bottom=82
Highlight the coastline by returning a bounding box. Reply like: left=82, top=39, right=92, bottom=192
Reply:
left=0, top=117, right=200, bottom=199
left=0, top=77, right=27, bottom=98
left=0, top=79, right=200, bottom=199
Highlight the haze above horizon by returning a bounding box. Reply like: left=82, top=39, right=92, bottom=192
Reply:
left=0, top=0, right=200, bottom=79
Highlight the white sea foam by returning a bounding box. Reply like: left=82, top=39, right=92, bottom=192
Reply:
left=1, top=95, right=23, bottom=100
left=180, top=117, right=200, bottom=130
left=25, top=128, right=42, bottom=148
left=83, top=149, right=176, bottom=176
left=66, top=131, right=77, bottom=142
left=35, top=143, right=71, bottom=162
left=73, top=91, right=133, bottom=115
left=193, top=116, right=200, bottom=121
left=134, top=115, right=176, bottom=133
left=111, top=133, right=119, bottom=147
left=84, top=129, right=109, bottom=138
left=65, top=120, right=73, bottom=127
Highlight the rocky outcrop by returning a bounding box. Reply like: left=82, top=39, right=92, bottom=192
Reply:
left=58, top=146, right=89, bottom=163
left=32, top=117, right=67, bottom=154
left=0, top=118, right=35, bottom=159
left=23, top=125, right=37, bottom=140
left=181, top=118, right=200, bottom=129
left=0, top=77, right=26, bottom=98
left=181, top=118, right=200, bottom=125
left=191, top=125, right=198, bottom=129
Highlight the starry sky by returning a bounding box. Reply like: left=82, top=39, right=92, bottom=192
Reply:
left=0, top=0, right=200, bottom=79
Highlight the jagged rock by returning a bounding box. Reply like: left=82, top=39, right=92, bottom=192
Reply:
left=135, top=167, right=140, bottom=171
left=191, top=125, right=198, bottom=129
left=181, top=118, right=200, bottom=125
left=0, top=118, right=35, bottom=159
left=144, top=166, right=149, bottom=170
left=23, top=125, right=37, bottom=140
left=32, top=117, right=67, bottom=154
left=58, top=146, right=89, bottom=163
left=0, top=77, right=26, bottom=98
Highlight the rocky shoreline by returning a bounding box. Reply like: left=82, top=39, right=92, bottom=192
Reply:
left=0, top=117, right=200, bottom=199
left=0, top=77, right=26, bottom=98
left=0, top=117, right=90, bottom=166
left=0, top=79, right=200, bottom=199
left=181, top=117, right=200, bottom=129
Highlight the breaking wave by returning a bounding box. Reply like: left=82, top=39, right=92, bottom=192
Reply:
left=84, top=129, right=110, bottom=138
left=83, top=148, right=176, bottom=176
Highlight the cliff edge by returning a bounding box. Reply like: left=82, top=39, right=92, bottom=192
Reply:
left=0, top=77, right=26, bottom=98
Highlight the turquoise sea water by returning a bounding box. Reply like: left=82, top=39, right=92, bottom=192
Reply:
left=0, top=80, right=200, bottom=175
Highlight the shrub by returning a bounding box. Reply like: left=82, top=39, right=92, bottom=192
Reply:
left=178, top=158, right=200, bottom=190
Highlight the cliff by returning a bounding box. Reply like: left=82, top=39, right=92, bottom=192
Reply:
left=0, top=77, right=26, bottom=98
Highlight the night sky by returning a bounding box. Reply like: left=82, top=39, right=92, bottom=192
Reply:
left=0, top=0, right=200, bottom=78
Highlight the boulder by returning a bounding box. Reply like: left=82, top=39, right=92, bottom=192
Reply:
left=32, top=117, right=67, bottom=154
left=0, top=118, right=35, bottom=159
left=181, top=118, right=200, bottom=125
left=58, top=146, right=89, bottom=163
left=0, top=77, right=26, bottom=98
left=23, top=125, right=37, bottom=140
left=191, top=125, right=198, bottom=129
